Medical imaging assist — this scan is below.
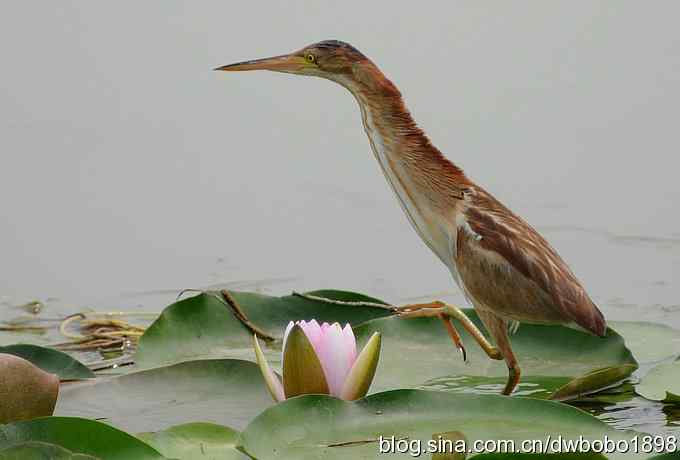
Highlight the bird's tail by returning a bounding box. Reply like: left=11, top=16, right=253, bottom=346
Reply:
left=573, top=297, right=607, bottom=337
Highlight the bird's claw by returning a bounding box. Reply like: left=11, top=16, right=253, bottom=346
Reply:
left=458, top=342, right=468, bottom=363
left=392, top=303, right=470, bottom=362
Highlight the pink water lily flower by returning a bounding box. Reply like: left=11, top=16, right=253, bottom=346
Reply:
left=253, top=320, right=381, bottom=402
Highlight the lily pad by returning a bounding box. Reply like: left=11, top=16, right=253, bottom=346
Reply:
left=0, top=442, right=99, bottom=459
left=635, top=360, right=680, bottom=403
left=0, top=344, right=94, bottom=380
left=567, top=382, right=637, bottom=406
left=475, top=454, right=606, bottom=459
left=0, top=417, right=165, bottom=460
left=135, top=290, right=638, bottom=400
left=135, top=290, right=391, bottom=368
left=239, top=389, right=638, bottom=459
left=648, top=453, right=680, bottom=460
left=56, top=359, right=273, bottom=432
left=550, top=365, right=638, bottom=401
left=137, top=422, right=250, bottom=460
left=608, top=322, right=680, bottom=364
left=352, top=313, right=637, bottom=400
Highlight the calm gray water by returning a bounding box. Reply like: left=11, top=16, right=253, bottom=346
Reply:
left=1, top=2, right=679, bottom=330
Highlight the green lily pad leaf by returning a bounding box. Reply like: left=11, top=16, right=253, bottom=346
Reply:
left=135, top=290, right=391, bottom=369
left=137, top=422, right=251, bottom=460
left=0, top=344, right=94, bottom=381
left=608, top=321, right=680, bottom=364
left=228, top=290, right=392, bottom=328
left=430, top=430, right=466, bottom=460
left=352, top=313, right=637, bottom=400
left=635, top=360, right=680, bottom=403
left=135, top=290, right=639, bottom=400
left=56, top=359, right=273, bottom=432
left=647, top=453, right=680, bottom=460
left=0, top=353, right=59, bottom=424
left=474, top=454, right=606, bottom=459
left=567, top=382, right=637, bottom=406
left=550, top=365, right=639, bottom=401
left=239, top=390, right=638, bottom=459
left=0, top=442, right=100, bottom=459
left=0, top=417, right=165, bottom=459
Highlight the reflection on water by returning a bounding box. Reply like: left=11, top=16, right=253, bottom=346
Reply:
left=420, top=375, right=557, bottom=399
left=573, top=396, right=680, bottom=437
left=664, top=405, right=680, bottom=431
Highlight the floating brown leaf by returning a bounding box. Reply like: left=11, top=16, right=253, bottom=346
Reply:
left=0, top=353, right=59, bottom=423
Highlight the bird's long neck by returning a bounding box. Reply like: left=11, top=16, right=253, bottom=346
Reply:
left=341, top=66, right=470, bottom=263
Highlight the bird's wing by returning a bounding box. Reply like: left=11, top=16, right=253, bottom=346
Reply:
left=458, top=186, right=606, bottom=336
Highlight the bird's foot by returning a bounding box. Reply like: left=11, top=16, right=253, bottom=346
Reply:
left=502, top=362, right=521, bottom=395
left=395, top=301, right=503, bottom=362
left=396, top=302, right=467, bottom=361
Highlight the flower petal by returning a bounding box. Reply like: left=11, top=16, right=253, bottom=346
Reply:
left=341, top=323, right=357, bottom=367
left=340, top=332, right=381, bottom=400
left=253, top=335, right=285, bottom=402
left=315, top=322, right=353, bottom=397
left=281, top=321, right=295, bottom=364
left=282, top=324, right=329, bottom=398
left=299, top=319, right=323, bottom=354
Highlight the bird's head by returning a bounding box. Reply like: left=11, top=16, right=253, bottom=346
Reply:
left=215, top=40, right=384, bottom=91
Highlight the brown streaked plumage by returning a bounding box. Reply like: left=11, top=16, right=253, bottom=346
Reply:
left=215, top=40, right=606, bottom=395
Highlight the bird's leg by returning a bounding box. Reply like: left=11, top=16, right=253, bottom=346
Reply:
left=398, top=305, right=467, bottom=360
left=438, top=314, right=466, bottom=360
left=476, top=309, right=521, bottom=395
left=505, top=360, right=521, bottom=395
left=395, top=301, right=503, bottom=361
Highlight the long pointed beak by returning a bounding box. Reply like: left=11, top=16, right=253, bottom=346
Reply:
left=213, top=53, right=307, bottom=73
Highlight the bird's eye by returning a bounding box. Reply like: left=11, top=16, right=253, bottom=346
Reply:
left=305, top=53, right=316, bottom=64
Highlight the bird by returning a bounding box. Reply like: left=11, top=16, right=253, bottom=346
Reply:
left=215, top=40, right=606, bottom=395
